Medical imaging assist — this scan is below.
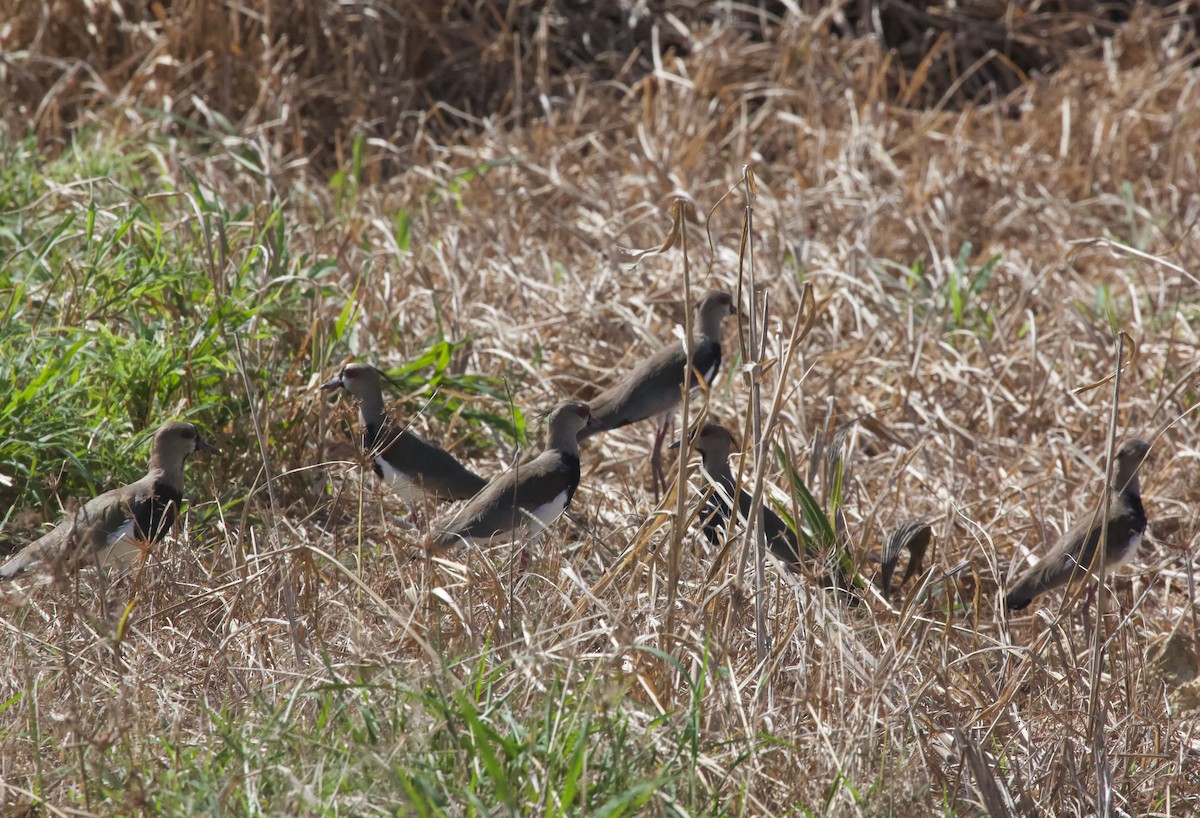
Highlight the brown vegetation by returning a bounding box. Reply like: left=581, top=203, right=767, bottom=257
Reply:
left=2, top=1, right=1199, bottom=815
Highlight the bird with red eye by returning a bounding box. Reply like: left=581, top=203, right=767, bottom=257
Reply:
left=578, top=290, right=737, bottom=495
left=320, top=363, right=487, bottom=505
left=428, top=400, right=598, bottom=551
left=1, top=421, right=218, bottom=579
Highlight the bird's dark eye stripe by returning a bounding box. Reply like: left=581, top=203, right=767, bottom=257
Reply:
left=181, top=428, right=195, bottom=439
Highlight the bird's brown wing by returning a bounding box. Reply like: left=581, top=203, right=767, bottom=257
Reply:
left=384, top=429, right=487, bottom=500
left=0, top=481, right=142, bottom=578
left=433, top=452, right=577, bottom=546
left=1005, top=511, right=1109, bottom=610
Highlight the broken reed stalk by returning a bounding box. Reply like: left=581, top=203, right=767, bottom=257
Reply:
left=730, top=166, right=772, bottom=665
left=1086, top=329, right=1131, bottom=816
left=667, top=198, right=693, bottom=666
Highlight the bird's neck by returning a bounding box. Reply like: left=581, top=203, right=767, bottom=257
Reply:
left=1113, top=468, right=1141, bottom=500
left=547, top=426, right=581, bottom=456
left=696, top=311, right=725, bottom=342
left=145, top=458, right=185, bottom=493
left=701, top=451, right=736, bottom=491
left=357, top=394, right=387, bottom=431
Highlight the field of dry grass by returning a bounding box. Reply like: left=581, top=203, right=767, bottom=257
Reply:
left=2, top=2, right=1199, bottom=815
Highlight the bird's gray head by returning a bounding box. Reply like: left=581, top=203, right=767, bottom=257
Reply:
left=153, top=421, right=218, bottom=465
left=669, top=422, right=739, bottom=459
left=320, top=362, right=383, bottom=402
left=696, top=290, right=737, bottom=335
left=697, top=290, right=736, bottom=317
left=1113, top=438, right=1151, bottom=493
left=1117, top=438, right=1151, bottom=461
left=547, top=400, right=597, bottom=441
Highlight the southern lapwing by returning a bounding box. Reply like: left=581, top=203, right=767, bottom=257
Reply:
left=0, top=421, right=217, bottom=579
left=430, top=400, right=597, bottom=549
left=671, top=422, right=853, bottom=594
left=579, top=290, right=737, bottom=491
left=670, top=423, right=803, bottom=566
left=1005, top=438, right=1151, bottom=611
left=320, top=363, right=486, bottom=503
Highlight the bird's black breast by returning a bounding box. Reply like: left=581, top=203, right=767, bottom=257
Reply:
left=131, top=481, right=184, bottom=543
left=1126, top=493, right=1147, bottom=533
left=696, top=475, right=735, bottom=544
left=699, top=495, right=729, bottom=549
left=364, top=420, right=398, bottom=478
left=689, top=339, right=721, bottom=388
left=733, top=489, right=802, bottom=568
left=1114, top=491, right=1149, bottom=556
left=560, top=452, right=582, bottom=506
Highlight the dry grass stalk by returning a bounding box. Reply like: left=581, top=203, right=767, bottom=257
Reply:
left=2, top=3, right=1200, bottom=815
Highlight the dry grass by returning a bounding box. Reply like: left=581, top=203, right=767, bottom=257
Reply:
left=2, top=2, right=1200, bottom=816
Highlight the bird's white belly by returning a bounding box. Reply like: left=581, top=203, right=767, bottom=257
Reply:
left=106, top=520, right=136, bottom=546
left=529, top=491, right=569, bottom=530
left=376, top=457, right=422, bottom=502
left=96, top=520, right=141, bottom=569
left=457, top=491, right=569, bottom=546
left=1110, top=532, right=1142, bottom=570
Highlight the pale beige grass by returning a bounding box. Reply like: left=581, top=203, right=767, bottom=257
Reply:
left=3, top=7, right=1200, bottom=816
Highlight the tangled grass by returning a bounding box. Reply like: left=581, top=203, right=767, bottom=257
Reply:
left=2, top=2, right=1199, bottom=815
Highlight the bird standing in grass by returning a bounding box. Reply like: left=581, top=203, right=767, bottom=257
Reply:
left=579, top=290, right=737, bottom=493
left=430, top=400, right=598, bottom=550
left=671, top=422, right=853, bottom=594
left=1005, top=438, right=1150, bottom=611
left=1, top=421, right=218, bottom=579
left=320, top=362, right=487, bottom=503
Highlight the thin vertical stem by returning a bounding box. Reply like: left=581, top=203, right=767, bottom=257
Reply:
left=667, top=199, right=692, bottom=663
left=234, top=332, right=307, bottom=666
left=1087, top=330, right=1129, bottom=817
left=736, top=166, right=769, bottom=664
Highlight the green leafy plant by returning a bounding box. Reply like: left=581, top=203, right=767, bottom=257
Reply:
left=0, top=140, right=337, bottom=521
left=880, top=243, right=1001, bottom=341
left=771, top=441, right=862, bottom=594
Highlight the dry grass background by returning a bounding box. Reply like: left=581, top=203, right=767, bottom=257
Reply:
left=2, top=1, right=1200, bottom=815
